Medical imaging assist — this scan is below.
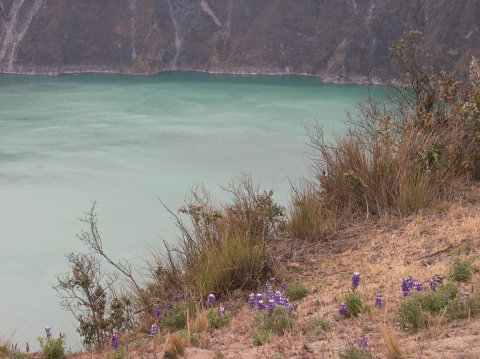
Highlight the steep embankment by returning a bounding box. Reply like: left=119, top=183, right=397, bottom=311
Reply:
left=0, top=0, right=479, bottom=83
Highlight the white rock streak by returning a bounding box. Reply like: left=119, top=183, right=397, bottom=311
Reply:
left=200, top=0, right=222, bottom=27
left=0, top=0, right=44, bottom=71
left=166, top=0, right=182, bottom=70
left=128, top=0, right=137, bottom=60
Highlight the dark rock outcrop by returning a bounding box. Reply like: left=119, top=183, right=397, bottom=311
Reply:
left=0, top=0, right=479, bottom=83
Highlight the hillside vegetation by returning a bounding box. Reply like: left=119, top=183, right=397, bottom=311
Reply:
left=3, top=32, right=480, bottom=359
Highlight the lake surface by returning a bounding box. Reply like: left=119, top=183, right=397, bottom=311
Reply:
left=0, top=72, right=384, bottom=350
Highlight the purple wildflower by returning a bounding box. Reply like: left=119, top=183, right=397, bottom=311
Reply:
left=248, top=293, right=256, bottom=308
left=155, top=305, right=162, bottom=318
left=339, top=302, right=348, bottom=315
left=351, top=272, right=361, bottom=290
left=401, top=276, right=415, bottom=296
left=357, top=334, right=368, bottom=348
left=150, top=324, right=158, bottom=335
left=280, top=280, right=287, bottom=292
left=45, top=326, right=52, bottom=338
left=375, top=293, right=384, bottom=308
left=207, top=294, right=216, bottom=304
left=429, top=277, right=437, bottom=292
left=414, top=281, right=423, bottom=292
left=460, top=291, right=469, bottom=297
left=256, top=293, right=263, bottom=301
left=267, top=299, right=275, bottom=316
left=111, top=334, right=120, bottom=349
left=257, top=299, right=265, bottom=310
left=217, top=307, right=226, bottom=317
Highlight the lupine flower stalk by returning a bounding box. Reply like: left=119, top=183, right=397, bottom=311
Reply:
left=401, top=276, right=415, bottom=296
left=111, top=334, right=120, bottom=349
left=429, top=276, right=437, bottom=292
left=357, top=334, right=368, bottom=348
left=351, top=272, right=361, bottom=290
left=45, top=326, right=52, bottom=338
left=207, top=294, right=216, bottom=304
left=375, top=293, right=384, bottom=308
left=339, top=302, right=348, bottom=315
left=150, top=324, right=158, bottom=335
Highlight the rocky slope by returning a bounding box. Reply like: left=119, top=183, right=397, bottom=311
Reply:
left=0, top=0, right=479, bottom=83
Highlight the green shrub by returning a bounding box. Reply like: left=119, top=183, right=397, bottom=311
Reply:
left=38, top=337, right=65, bottom=359
left=256, top=306, right=297, bottom=335
left=251, top=306, right=297, bottom=346
left=304, top=317, right=330, bottom=340
left=338, top=346, right=374, bottom=359
left=205, top=308, right=232, bottom=329
left=252, top=329, right=270, bottom=346
left=342, top=291, right=370, bottom=317
left=284, top=282, right=309, bottom=301
left=449, top=257, right=475, bottom=282
left=161, top=305, right=188, bottom=331
left=105, top=348, right=128, bottom=359
left=396, top=282, right=480, bottom=331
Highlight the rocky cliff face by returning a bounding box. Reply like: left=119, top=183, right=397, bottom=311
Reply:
left=0, top=0, right=479, bottom=83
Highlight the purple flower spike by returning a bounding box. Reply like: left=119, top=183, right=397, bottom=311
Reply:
left=375, top=293, right=384, bottom=308
left=280, top=280, right=287, bottom=292
left=256, top=293, right=263, bottom=301
left=111, top=334, right=120, bottom=349
left=217, top=307, right=226, bottom=317
left=257, top=300, right=265, bottom=310
left=414, top=281, right=423, bottom=292
left=429, top=277, right=437, bottom=292
left=460, top=291, right=469, bottom=297
left=45, top=326, right=52, bottom=338
left=339, top=302, right=348, bottom=315
left=267, top=299, right=275, bottom=316
left=155, top=305, right=162, bottom=318
left=351, top=272, right=361, bottom=289
left=207, top=293, right=216, bottom=304
left=248, top=293, right=256, bottom=308
left=401, top=276, right=415, bottom=296
left=150, top=324, right=158, bottom=335
left=357, top=334, right=368, bottom=348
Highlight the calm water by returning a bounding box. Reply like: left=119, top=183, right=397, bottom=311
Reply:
left=0, top=72, right=384, bottom=349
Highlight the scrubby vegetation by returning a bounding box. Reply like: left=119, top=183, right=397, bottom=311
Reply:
left=11, top=31, right=478, bottom=359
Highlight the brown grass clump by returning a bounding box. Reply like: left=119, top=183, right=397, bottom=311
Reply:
left=381, top=326, right=409, bottom=359
left=164, top=332, right=185, bottom=359
left=189, top=312, right=210, bottom=334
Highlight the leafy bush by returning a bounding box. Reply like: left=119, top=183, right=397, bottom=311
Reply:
left=284, top=282, right=309, bottom=301
left=254, top=306, right=297, bottom=336
left=342, top=291, right=370, bottom=317
left=338, top=346, right=374, bottom=359
left=39, top=337, right=65, bottom=359
left=304, top=317, right=330, bottom=340
left=252, top=330, right=270, bottom=347
left=396, top=282, right=480, bottom=331
left=449, top=257, right=475, bottom=282
left=153, top=176, right=284, bottom=303
left=205, top=308, right=232, bottom=329
left=307, top=34, right=480, bottom=218
left=161, top=304, right=189, bottom=332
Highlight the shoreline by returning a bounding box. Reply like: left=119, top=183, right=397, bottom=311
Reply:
left=0, top=66, right=394, bottom=86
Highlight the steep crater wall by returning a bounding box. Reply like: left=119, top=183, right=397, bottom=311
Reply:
left=0, top=0, right=479, bottom=83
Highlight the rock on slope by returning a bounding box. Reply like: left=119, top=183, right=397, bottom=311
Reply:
left=0, top=0, right=479, bottom=83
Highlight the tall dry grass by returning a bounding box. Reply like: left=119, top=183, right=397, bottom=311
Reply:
left=146, top=175, right=285, bottom=304
left=288, top=33, right=480, bottom=242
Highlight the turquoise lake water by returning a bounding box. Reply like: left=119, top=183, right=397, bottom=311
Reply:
left=0, top=72, right=385, bottom=350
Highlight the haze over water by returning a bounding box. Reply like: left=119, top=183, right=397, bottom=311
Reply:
left=0, top=72, right=385, bottom=349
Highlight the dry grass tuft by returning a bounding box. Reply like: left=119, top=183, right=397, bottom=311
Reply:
left=164, top=332, right=185, bottom=359
left=380, top=326, right=409, bottom=359
left=189, top=312, right=210, bottom=334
